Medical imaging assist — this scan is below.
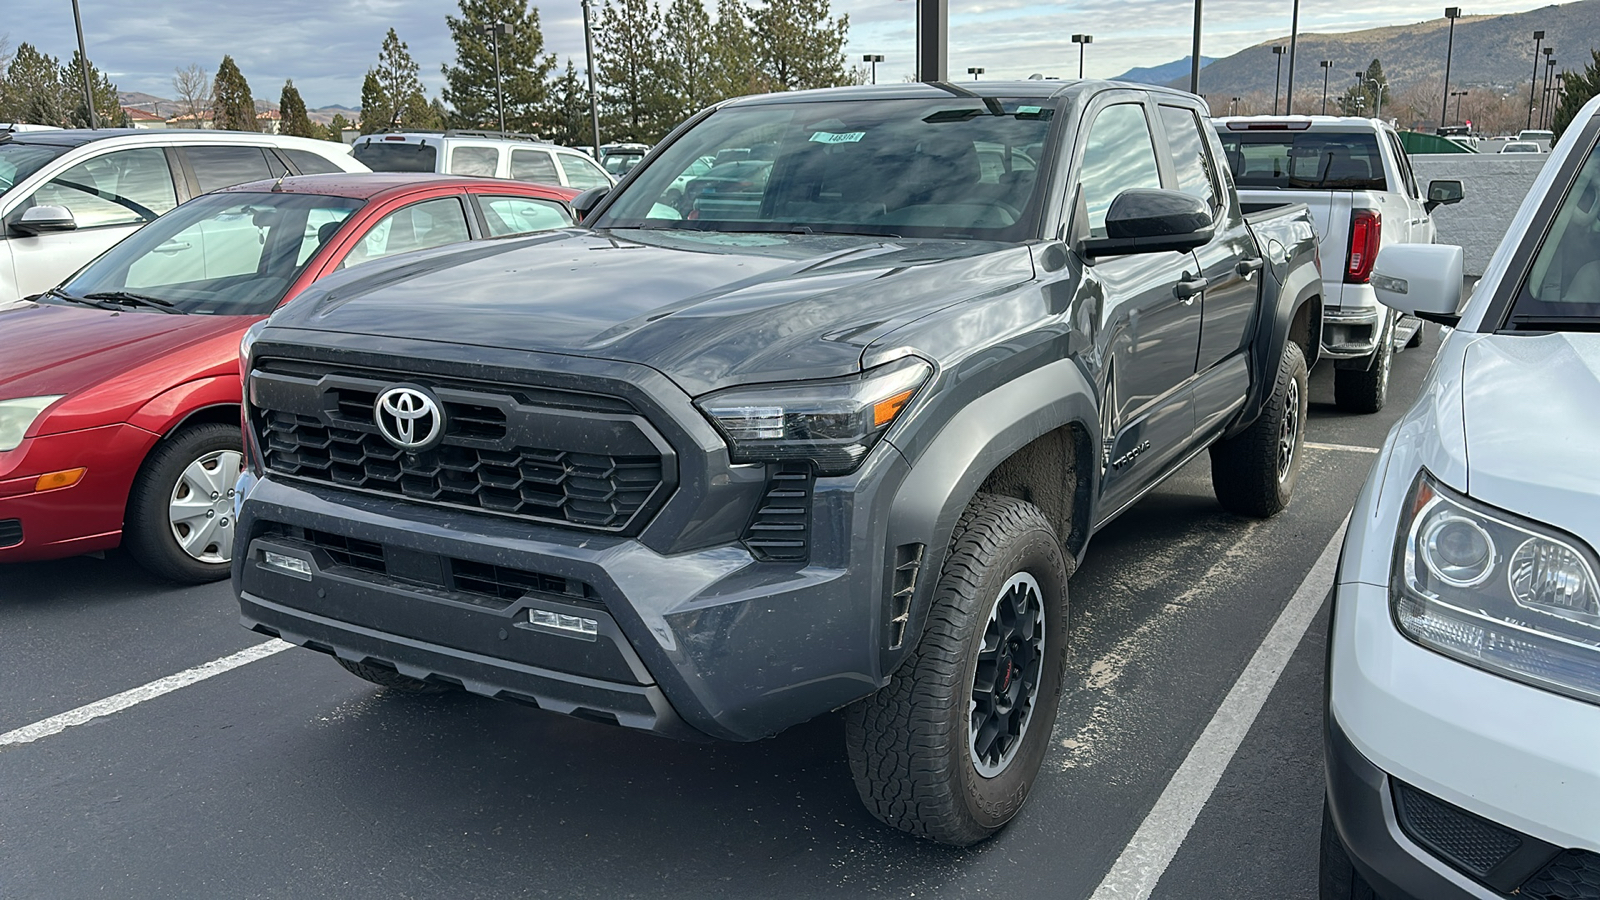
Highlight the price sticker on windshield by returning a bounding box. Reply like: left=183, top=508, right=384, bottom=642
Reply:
left=809, top=131, right=867, bottom=144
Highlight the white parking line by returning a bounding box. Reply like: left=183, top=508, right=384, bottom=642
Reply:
left=1088, top=519, right=1347, bottom=900
left=1304, top=441, right=1380, bottom=454
left=0, top=639, right=292, bottom=751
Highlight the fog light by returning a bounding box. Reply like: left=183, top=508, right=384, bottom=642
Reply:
left=263, top=550, right=312, bottom=580
left=34, top=467, right=86, bottom=492
left=526, top=608, right=598, bottom=641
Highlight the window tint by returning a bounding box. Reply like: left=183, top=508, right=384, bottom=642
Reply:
left=186, top=146, right=279, bottom=193
left=283, top=148, right=344, bottom=175
left=342, top=197, right=471, bottom=268
left=1158, top=105, right=1218, bottom=210
left=480, top=195, right=573, bottom=236
left=449, top=146, right=499, bottom=178
left=1079, top=104, right=1162, bottom=236
left=31, top=148, right=178, bottom=228
left=353, top=141, right=438, bottom=173
left=558, top=153, right=611, bottom=189
left=509, top=148, right=559, bottom=183
left=1215, top=131, right=1386, bottom=191
left=1511, top=139, right=1600, bottom=326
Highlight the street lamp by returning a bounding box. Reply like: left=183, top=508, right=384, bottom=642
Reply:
left=1190, top=0, right=1203, bottom=94
left=862, top=54, right=884, bottom=85
left=1286, top=0, right=1302, bottom=114
left=1527, top=30, right=1545, bottom=130
left=1319, top=60, right=1333, bottom=115
left=1542, top=50, right=1556, bottom=129
left=1271, top=45, right=1286, bottom=115
left=1451, top=90, right=1468, bottom=124
left=1230, top=96, right=1240, bottom=115
left=481, top=21, right=514, bottom=135
left=1071, top=34, right=1093, bottom=79
left=581, top=0, right=601, bottom=158
left=967, top=66, right=985, bottom=80
left=1363, top=76, right=1384, bottom=120
left=1440, top=7, right=1462, bottom=129
left=69, top=0, right=98, bottom=129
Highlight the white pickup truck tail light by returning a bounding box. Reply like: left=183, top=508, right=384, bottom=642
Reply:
left=1345, top=209, right=1381, bottom=284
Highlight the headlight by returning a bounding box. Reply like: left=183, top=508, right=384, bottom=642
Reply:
left=0, top=396, right=64, bottom=452
left=695, top=357, right=932, bottom=476
left=1393, top=470, right=1600, bottom=705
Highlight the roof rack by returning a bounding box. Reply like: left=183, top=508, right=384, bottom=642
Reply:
left=367, top=128, right=551, bottom=143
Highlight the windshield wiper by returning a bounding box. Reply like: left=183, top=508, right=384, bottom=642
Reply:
left=83, top=291, right=187, bottom=314
left=41, top=287, right=121, bottom=311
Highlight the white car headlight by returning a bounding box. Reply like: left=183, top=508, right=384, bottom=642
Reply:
left=1393, top=470, right=1600, bottom=704
left=0, top=396, right=65, bottom=452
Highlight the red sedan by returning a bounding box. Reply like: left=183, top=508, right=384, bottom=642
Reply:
left=0, top=173, right=579, bottom=581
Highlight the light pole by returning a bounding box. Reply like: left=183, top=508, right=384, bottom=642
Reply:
left=863, top=54, right=884, bottom=85
left=1527, top=30, right=1545, bottom=130
left=1451, top=90, right=1467, bottom=124
left=1364, top=76, right=1384, bottom=120
left=1071, top=34, right=1093, bottom=79
left=69, top=0, right=98, bottom=129
left=1320, top=60, right=1333, bottom=115
left=1286, top=0, right=1302, bottom=114
left=1271, top=46, right=1286, bottom=115
left=967, top=67, right=984, bottom=80
left=1551, top=73, right=1564, bottom=129
left=581, top=0, right=601, bottom=158
left=1541, top=50, right=1556, bottom=130
left=481, top=21, right=514, bottom=135
left=1230, top=96, right=1240, bottom=115
left=1190, top=0, right=1203, bottom=94
left=1440, top=7, right=1462, bottom=129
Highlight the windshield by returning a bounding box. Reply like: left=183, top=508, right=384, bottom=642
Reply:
left=1509, top=139, right=1600, bottom=329
left=1216, top=131, right=1387, bottom=191
left=0, top=142, right=69, bottom=199
left=595, top=98, right=1056, bottom=241
left=353, top=141, right=438, bottom=173
left=56, top=192, right=362, bottom=316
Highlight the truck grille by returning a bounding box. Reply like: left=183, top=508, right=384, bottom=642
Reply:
left=250, top=360, right=672, bottom=534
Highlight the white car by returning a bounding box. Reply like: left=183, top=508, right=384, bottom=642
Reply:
left=1499, top=140, right=1543, bottom=154
left=1321, top=95, right=1600, bottom=898
left=0, top=128, right=365, bottom=302
left=351, top=132, right=614, bottom=191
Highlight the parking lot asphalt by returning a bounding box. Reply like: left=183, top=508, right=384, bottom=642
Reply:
left=0, top=328, right=1440, bottom=899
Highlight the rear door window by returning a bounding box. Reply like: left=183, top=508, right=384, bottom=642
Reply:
left=557, top=153, right=611, bottom=189
left=509, top=149, right=560, bottom=183
left=1215, top=131, right=1386, bottom=191
left=1158, top=105, right=1220, bottom=211
left=30, top=147, right=178, bottom=228
left=342, top=196, right=472, bottom=268
left=479, top=195, right=573, bottom=236
left=448, top=146, right=500, bottom=178
left=184, top=146, right=279, bottom=193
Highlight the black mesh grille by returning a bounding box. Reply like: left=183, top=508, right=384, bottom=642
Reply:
left=0, top=518, right=21, bottom=548
left=1393, top=781, right=1523, bottom=878
left=742, top=463, right=813, bottom=561
left=1521, top=850, right=1600, bottom=900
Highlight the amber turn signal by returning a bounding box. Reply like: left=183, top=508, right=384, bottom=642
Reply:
left=873, top=390, right=916, bottom=428
left=34, top=467, right=86, bottom=492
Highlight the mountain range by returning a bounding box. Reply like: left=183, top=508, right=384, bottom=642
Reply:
left=1111, top=56, right=1216, bottom=85
left=115, top=91, right=356, bottom=125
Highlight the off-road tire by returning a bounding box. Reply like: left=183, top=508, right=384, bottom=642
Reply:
left=335, top=658, right=453, bottom=694
left=1210, top=340, right=1308, bottom=518
left=124, top=423, right=242, bottom=583
left=1319, top=802, right=1378, bottom=899
left=844, top=493, right=1069, bottom=846
left=1334, top=315, right=1395, bottom=414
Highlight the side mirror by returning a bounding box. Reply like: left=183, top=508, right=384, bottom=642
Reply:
left=1370, top=243, right=1464, bottom=326
left=1080, top=189, right=1214, bottom=259
left=1425, top=179, right=1464, bottom=213
left=12, top=205, right=77, bottom=236
left=572, top=187, right=610, bottom=224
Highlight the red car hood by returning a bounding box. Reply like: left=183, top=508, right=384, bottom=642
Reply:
left=0, top=301, right=251, bottom=427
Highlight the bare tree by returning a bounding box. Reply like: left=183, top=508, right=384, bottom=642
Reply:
left=172, top=63, right=210, bottom=125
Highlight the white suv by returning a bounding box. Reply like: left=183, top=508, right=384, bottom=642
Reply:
left=0, top=128, right=365, bottom=302
left=351, top=133, right=614, bottom=191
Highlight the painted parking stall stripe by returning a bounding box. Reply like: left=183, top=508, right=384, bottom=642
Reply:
left=1304, top=441, right=1380, bottom=454
left=1088, top=519, right=1347, bottom=900
left=0, top=639, right=292, bottom=751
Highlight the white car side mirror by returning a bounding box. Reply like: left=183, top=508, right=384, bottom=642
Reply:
left=13, top=205, right=78, bottom=236
left=1370, top=243, right=1463, bottom=323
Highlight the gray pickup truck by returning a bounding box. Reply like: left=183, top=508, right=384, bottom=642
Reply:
left=233, top=81, right=1321, bottom=845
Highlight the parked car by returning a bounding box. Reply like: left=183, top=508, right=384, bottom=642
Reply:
left=0, top=173, right=579, bottom=581
left=1213, top=115, right=1463, bottom=413
left=351, top=132, right=614, bottom=191
left=1519, top=128, right=1556, bottom=151
left=599, top=142, right=650, bottom=176
left=233, top=81, right=1323, bottom=845
left=1321, top=94, right=1600, bottom=898
left=1499, top=140, right=1542, bottom=153
left=0, top=128, right=366, bottom=303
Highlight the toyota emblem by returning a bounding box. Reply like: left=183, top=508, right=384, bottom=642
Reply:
left=374, top=386, right=443, bottom=451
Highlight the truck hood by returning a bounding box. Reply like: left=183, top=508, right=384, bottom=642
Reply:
left=266, top=228, right=1035, bottom=395
left=1462, top=332, right=1600, bottom=546
left=0, top=300, right=248, bottom=401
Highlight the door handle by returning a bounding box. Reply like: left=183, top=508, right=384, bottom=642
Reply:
left=1236, top=258, right=1264, bottom=278
left=1176, top=275, right=1208, bottom=302
left=153, top=241, right=192, bottom=253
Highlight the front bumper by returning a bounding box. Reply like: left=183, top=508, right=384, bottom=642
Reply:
left=0, top=423, right=157, bottom=563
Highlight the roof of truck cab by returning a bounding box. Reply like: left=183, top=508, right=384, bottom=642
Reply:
left=215, top=172, right=581, bottom=202
left=720, top=80, right=1206, bottom=107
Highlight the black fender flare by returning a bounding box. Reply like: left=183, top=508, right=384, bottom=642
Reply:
left=1229, top=248, right=1322, bottom=440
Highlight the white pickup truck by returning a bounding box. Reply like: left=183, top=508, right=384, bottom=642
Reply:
left=1212, top=116, right=1464, bottom=412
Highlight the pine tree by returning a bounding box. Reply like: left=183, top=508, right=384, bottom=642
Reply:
left=660, top=0, right=716, bottom=121
left=596, top=0, right=670, bottom=142
left=328, top=112, right=352, bottom=141
left=1553, top=50, right=1600, bottom=138
left=541, top=58, right=594, bottom=146
left=442, top=0, right=557, bottom=133
left=751, top=0, right=850, bottom=91
left=61, top=51, right=120, bottom=128
left=278, top=80, right=313, bottom=137
left=709, top=0, right=765, bottom=99
left=359, top=70, right=389, bottom=133
left=1339, top=59, right=1390, bottom=118
left=2, top=44, right=66, bottom=127
left=367, top=28, right=430, bottom=131
left=212, top=55, right=258, bottom=131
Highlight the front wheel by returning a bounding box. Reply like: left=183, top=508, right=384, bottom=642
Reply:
left=1210, top=340, right=1308, bottom=518
left=124, top=423, right=244, bottom=583
left=845, top=493, right=1069, bottom=846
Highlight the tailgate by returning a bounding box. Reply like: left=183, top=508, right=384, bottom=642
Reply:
left=1237, top=188, right=1350, bottom=302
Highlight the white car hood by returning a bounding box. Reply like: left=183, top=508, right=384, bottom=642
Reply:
left=1462, top=332, right=1600, bottom=546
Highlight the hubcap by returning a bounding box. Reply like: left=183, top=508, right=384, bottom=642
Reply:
left=1278, top=377, right=1301, bottom=483
left=168, top=450, right=243, bottom=564
left=968, top=572, right=1047, bottom=778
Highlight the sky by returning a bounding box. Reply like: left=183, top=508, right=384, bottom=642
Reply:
left=5, top=0, right=1561, bottom=109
